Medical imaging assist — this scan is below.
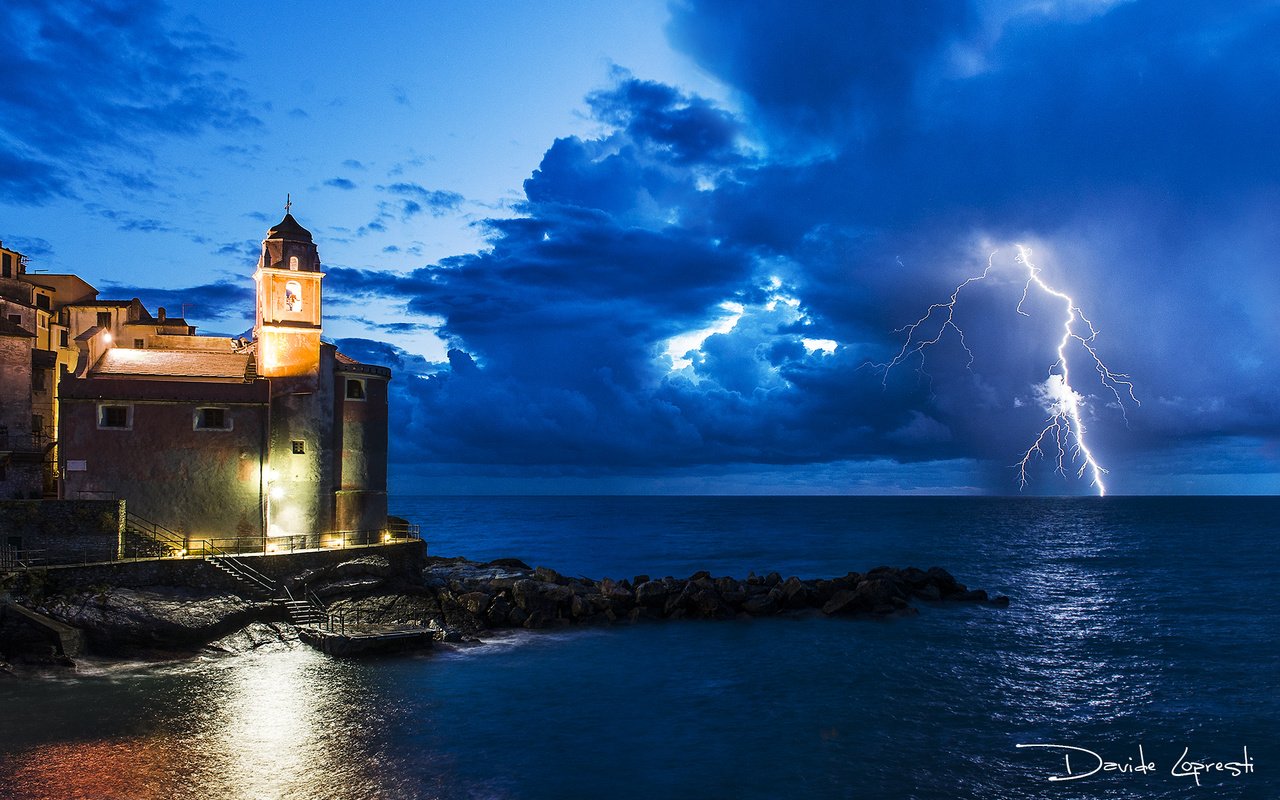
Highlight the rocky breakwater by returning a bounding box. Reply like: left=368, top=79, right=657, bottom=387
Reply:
left=330, top=557, right=1010, bottom=639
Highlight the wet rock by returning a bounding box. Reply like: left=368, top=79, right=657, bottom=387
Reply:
left=206, top=622, right=299, bottom=654
left=456, top=591, right=492, bottom=616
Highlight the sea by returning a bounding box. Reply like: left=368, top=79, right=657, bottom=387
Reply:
left=0, top=496, right=1275, bottom=800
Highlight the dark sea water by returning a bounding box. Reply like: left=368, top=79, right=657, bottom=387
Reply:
left=1, top=496, right=1276, bottom=799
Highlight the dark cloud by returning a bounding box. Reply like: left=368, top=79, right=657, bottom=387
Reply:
left=342, top=159, right=366, bottom=171
left=0, top=0, right=259, bottom=201
left=98, top=278, right=254, bottom=322
left=666, top=0, right=972, bottom=151
left=323, top=6, right=1279, bottom=493
left=324, top=177, right=357, bottom=190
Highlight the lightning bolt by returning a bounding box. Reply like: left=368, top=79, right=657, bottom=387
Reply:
left=874, top=246, right=1138, bottom=496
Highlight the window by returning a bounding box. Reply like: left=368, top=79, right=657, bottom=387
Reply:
left=31, top=369, right=45, bottom=391
left=195, top=407, right=230, bottom=430
left=31, top=415, right=42, bottom=434
left=284, top=280, right=302, bottom=312
left=59, top=330, right=68, bottom=348
left=1, top=252, right=10, bottom=278
left=134, top=339, right=144, bottom=348
left=345, top=378, right=366, bottom=400
left=291, top=440, right=305, bottom=455
left=7, top=314, right=19, bottom=326
left=98, top=404, right=131, bottom=429
left=35, top=294, right=49, bottom=310
left=289, top=255, right=299, bottom=271
left=97, top=311, right=111, bottom=328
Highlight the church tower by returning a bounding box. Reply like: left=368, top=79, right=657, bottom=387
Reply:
left=254, top=206, right=333, bottom=542
left=254, top=208, right=323, bottom=382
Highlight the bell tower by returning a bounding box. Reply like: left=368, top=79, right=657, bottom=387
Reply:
left=254, top=206, right=323, bottom=381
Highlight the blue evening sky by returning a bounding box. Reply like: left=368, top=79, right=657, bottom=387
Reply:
left=2, top=0, right=1277, bottom=495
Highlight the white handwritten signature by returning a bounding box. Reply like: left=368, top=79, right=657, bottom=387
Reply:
left=1016, top=743, right=1255, bottom=786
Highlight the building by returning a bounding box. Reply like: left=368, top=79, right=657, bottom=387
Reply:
left=1, top=213, right=390, bottom=553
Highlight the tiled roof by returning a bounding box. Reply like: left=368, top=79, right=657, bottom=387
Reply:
left=92, top=348, right=253, bottom=380
left=60, top=376, right=269, bottom=404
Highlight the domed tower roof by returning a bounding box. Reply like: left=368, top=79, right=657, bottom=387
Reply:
left=266, top=213, right=314, bottom=243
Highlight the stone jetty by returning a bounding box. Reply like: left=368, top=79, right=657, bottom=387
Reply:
left=402, top=557, right=1009, bottom=638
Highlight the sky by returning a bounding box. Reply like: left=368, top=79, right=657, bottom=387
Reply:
left=2, top=0, right=1278, bottom=495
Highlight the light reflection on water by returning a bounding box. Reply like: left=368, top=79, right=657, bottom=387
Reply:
left=1, top=650, right=426, bottom=800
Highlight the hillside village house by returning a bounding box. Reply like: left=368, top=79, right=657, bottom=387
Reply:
left=0, top=212, right=390, bottom=556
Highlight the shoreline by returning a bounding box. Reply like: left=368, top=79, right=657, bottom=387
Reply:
left=0, top=550, right=1008, bottom=674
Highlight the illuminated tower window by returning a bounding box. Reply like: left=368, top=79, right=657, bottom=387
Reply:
left=285, top=280, right=302, bottom=312
left=291, top=440, right=305, bottom=454
left=289, top=255, right=299, bottom=271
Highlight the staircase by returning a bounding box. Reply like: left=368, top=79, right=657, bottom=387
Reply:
left=281, top=593, right=328, bottom=627
left=206, top=554, right=276, bottom=596
left=121, top=514, right=332, bottom=632
left=123, top=513, right=185, bottom=559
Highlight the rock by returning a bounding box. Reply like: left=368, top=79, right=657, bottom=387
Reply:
left=40, top=588, right=260, bottom=652
left=632, top=574, right=650, bottom=586
left=206, top=622, right=298, bottom=654
left=741, top=593, right=778, bottom=616
left=926, top=567, right=961, bottom=596
left=990, top=595, right=1011, bottom=607
left=764, top=572, right=782, bottom=587
left=487, top=596, right=513, bottom=627
left=780, top=577, right=814, bottom=609
left=691, top=589, right=732, bottom=619
left=485, top=558, right=532, bottom=570
left=821, top=590, right=867, bottom=616
left=912, top=584, right=942, bottom=602
left=333, top=555, right=394, bottom=579
left=852, top=577, right=906, bottom=610
left=689, top=570, right=712, bottom=581
left=534, top=566, right=567, bottom=584
left=456, top=591, right=492, bottom=616
left=634, top=581, right=669, bottom=609
left=949, top=588, right=989, bottom=602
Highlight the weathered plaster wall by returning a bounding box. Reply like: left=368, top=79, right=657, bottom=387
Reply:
left=60, top=394, right=267, bottom=540
left=0, top=499, right=124, bottom=562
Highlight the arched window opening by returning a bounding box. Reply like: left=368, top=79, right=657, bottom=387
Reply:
left=284, top=280, right=303, bottom=312
left=289, top=255, right=299, bottom=271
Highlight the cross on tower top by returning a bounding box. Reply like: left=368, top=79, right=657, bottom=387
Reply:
left=284, top=193, right=292, bottom=215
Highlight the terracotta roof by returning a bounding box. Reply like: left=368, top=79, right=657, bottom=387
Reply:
left=0, top=317, right=34, bottom=338
left=92, top=348, right=253, bottom=380
left=266, top=213, right=313, bottom=243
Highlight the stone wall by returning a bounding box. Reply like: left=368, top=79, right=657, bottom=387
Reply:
left=15, top=539, right=425, bottom=594
left=0, top=499, right=123, bottom=563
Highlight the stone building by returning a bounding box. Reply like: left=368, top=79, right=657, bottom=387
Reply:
left=1, top=214, right=390, bottom=553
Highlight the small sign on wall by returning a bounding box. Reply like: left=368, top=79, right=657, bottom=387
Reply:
left=66, top=460, right=87, bottom=472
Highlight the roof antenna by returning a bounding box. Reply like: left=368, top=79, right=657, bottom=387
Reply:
left=284, top=192, right=292, bottom=215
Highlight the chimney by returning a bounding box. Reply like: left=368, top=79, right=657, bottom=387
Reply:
left=158, top=306, right=166, bottom=322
